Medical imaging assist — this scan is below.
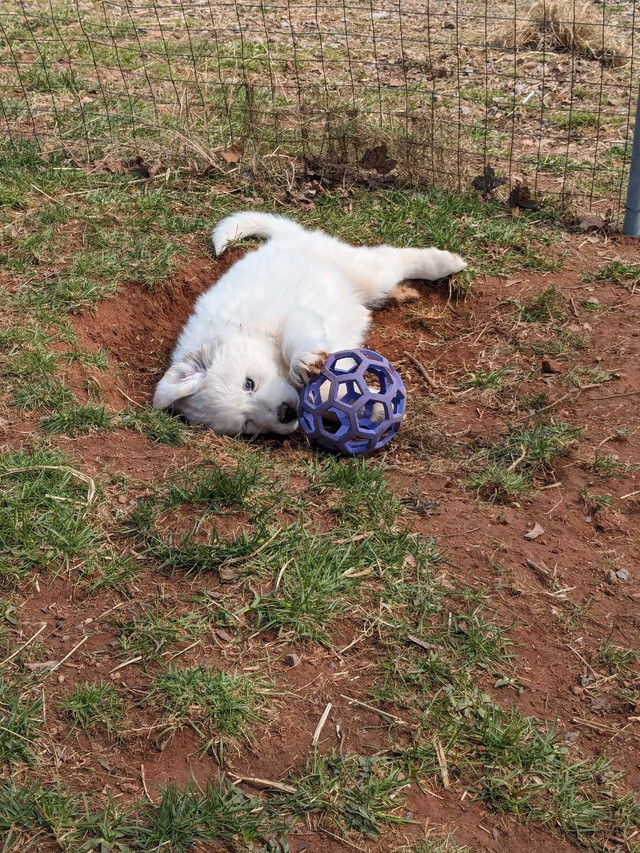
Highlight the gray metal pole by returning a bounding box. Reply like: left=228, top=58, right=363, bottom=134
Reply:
left=623, top=85, right=640, bottom=236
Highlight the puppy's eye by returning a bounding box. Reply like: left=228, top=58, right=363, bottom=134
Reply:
left=243, top=378, right=255, bottom=392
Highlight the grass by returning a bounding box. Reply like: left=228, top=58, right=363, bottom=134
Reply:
left=308, top=456, right=399, bottom=525
left=491, top=420, right=583, bottom=474
left=0, top=448, right=99, bottom=586
left=249, top=525, right=422, bottom=643
left=0, top=678, right=41, bottom=765
left=585, top=450, right=629, bottom=479
left=149, top=664, right=266, bottom=747
left=59, top=682, right=125, bottom=739
left=161, top=461, right=267, bottom=511
left=119, top=406, right=186, bottom=446
left=468, top=463, right=530, bottom=503
left=579, top=488, right=613, bottom=515
left=0, top=777, right=268, bottom=852
left=0, top=49, right=636, bottom=853
left=281, top=752, right=411, bottom=838
left=514, top=286, right=564, bottom=323
left=458, top=367, right=513, bottom=390
left=584, top=260, right=640, bottom=289
left=496, top=0, right=624, bottom=65
left=468, top=420, right=582, bottom=503
left=42, top=403, right=114, bottom=436
left=117, top=605, right=213, bottom=661
left=594, top=636, right=639, bottom=673
left=137, top=780, right=269, bottom=853
left=0, top=5, right=636, bottom=851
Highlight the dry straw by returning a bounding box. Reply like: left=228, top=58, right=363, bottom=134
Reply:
left=497, top=0, right=624, bottom=66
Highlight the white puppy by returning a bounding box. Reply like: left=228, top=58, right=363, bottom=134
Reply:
left=153, top=212, right=465, bottom=435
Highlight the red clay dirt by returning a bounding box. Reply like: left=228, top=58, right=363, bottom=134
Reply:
left=6, top=233, right=640, bottom=852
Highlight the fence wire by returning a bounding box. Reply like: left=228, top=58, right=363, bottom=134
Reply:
left=1, top=1, right=638, bottom=221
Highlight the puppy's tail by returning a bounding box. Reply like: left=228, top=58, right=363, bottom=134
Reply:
left=212, top=211, right=304, bottom=256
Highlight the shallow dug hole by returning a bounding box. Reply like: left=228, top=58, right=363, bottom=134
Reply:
left=70, top=249, right=243, bottom=406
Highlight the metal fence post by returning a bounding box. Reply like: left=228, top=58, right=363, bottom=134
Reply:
left=623, top=86, right=640, bottom=236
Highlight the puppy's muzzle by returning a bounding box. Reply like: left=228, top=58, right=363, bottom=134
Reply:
left=277, top=403, right=298, bottom=424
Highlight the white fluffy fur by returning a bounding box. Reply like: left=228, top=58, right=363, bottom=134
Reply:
left=153, top=212, right=466, bottom=435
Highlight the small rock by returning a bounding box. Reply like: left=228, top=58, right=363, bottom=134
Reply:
left=219, top=566, right=238, bottom=583
left=284, top=653, right=301, bottom=668
left=541, top=358, right=562, bottom=374
left=616, top=568, right=629, bottom=581
left=606, top=569, right=618, bottom=585
left=571, top=685, right=584, bottom=696
left=215, top=628, right=234, bottom=643
left=577, top=213, right=605, bottom=231
left=371, top=10, right=390, bottom=19
left=442, top=20, right=455, bottom=29
left=524, top=522, right=545, bottom=540
left=57, top=674, right=65, bottom=684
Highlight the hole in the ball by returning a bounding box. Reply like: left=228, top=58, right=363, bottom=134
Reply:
left=307, top=383, right=326, bottom=407
left=333, top=356, right=359, bottom=374
left=390, top=389, right=404, bottom=414
left=320, top=413, right=342, bottom=434
left=357, top=400, right=386, bottom=430
left=363, top=368, right=385, bottom=395
left=345, top=438, right=370, bottom=454
left=336, top=378, right=361, bottom=405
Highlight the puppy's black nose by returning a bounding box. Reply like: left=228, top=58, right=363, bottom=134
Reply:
left=278, top=403, right=298, bottom=424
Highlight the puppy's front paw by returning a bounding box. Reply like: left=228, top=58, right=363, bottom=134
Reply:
left=290, top=350, right=328, bottom=388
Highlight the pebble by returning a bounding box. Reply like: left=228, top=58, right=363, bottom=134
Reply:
left=571, top=685, right=584, bottom=696
left=284, top=653, right=301, bottom=668
left=541, top=358, right=562, bottom=374
left=606, top=569, right=618, bottom=585
left=616, top=568, right=629, bottom=581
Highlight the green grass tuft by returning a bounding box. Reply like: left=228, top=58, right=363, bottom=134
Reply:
left=117, top=605, right=213, bottom=662
left=492, top=420, right=583, bottom=475
left=42, top=403, right=113, bottom=435
left=281, top=752, right=411, bottom=838
left=59, top=682, right=125, bottom=738
left=138, top=780, right=268, bottom=852
left=468, top=464, right=531, bottom=503
left=516, top=286, right=564, bottom=323
left=584, top=260, right=640, bottom=289
left=149, top=664, right=265, bottom=745
left=119, top=406, right=185, bottom=446
left=0, top=678, right=41, bottom=765
left=0, top=448, right=99, bottom=585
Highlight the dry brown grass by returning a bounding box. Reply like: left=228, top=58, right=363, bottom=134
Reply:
left=497, top=0, right=624, bottom=65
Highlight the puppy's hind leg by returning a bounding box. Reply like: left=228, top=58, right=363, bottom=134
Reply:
left=336, top=244, right=466, bottom=306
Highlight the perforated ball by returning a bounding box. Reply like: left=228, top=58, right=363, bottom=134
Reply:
left=298, top=348, right=406, bottom=455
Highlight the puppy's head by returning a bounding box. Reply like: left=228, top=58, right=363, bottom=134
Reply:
left=153, top=338, right=300, bottom=436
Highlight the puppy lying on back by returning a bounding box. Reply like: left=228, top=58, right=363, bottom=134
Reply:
left=153, top=212, right=465, bottom=435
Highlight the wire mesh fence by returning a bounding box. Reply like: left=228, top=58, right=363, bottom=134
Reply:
left=1, top=1, right=638, bottom=223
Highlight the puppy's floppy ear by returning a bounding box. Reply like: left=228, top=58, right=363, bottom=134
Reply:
left=152, top=345, right=216, bottom=410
